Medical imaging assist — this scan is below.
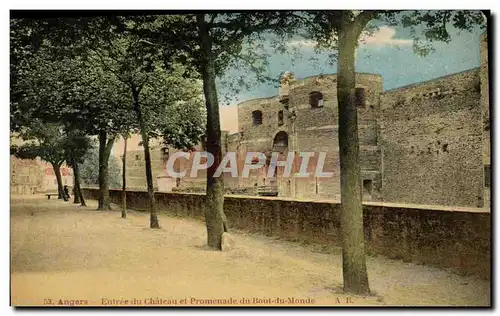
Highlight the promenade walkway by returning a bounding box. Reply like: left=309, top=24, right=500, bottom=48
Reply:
left=10, top=195, right=490, bottom=306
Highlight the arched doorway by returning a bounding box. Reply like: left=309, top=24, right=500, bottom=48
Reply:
left=272, top=131, right=288, bottom=153
left=268, top=131, right=291, bottom=196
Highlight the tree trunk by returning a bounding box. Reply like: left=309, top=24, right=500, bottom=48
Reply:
left=52, top=163, right=64, bottom=199
left=73, top=161, right=86, bottom=207
left=97, top=130, right=114, bottom=210
left=72, top=159, right=81, bottom=204
left=336, top=20, right=370, bottom=295
left=121, top=134, right=128, bottom=219
left=133, top=89, right=160, bottom=228
left=197, top=14, right=227, bottom=250
left=73, top=180, right=81, bottom=204
left=98, top=131, right=105, bottom=209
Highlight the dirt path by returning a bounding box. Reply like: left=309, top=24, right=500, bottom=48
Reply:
left=10, top=195, right=490, bottom=306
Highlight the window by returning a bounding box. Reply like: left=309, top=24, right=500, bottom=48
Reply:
left=54, top=179, right=57, bottom=185
left=485, top=165, right=491, bottom=188
left=309, top=91, right=324, bottom=108
left=355, top=88, right=366, bottom=108
left=135, top=154, right=140, bottom=161
left=252, top=110, right=263, bottom=126
left=278, top=110, right=284, bottom=126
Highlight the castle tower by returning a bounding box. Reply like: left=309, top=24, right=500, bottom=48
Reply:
left=284, top=73, right=383, bottom=200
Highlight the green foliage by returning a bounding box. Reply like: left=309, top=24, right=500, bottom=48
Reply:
left=79, top=146, right=122, bottom=189
left=10, top=122, right=93, bottom=170
left=135, top=13, right=300, bottom=104
left=83, top=17, right=205, bottom=150
left=11, top=13, right=296, bottom=149
left=11, top=122, right=67, bottom=166
left=396, top=10, right=485, bottom=56
left=10, top=14, right=207, bottom=212
left=10, top=18, right=136, bottom=138
left=141, top=64, right=206, bottom=149
left=63, top=129, right=93, bottom=167
left=10, top=143, right=39, bottom=160
left=300, top=10, right=486, bottom=57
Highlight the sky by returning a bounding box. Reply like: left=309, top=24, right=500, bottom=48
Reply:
left=217, top=15, right=485, bottom=110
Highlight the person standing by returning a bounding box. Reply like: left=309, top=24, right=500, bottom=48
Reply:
left=63, top=185, right=70, bottom=201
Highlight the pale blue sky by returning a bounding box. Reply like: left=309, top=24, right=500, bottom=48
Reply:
left=217, top=20, right=485, bottom=106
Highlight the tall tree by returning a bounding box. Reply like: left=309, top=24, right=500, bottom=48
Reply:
left=301, top=9, right=486, bottom=294
left=88, top=24, right=164, bottom=227
left=10, top=16, right=135, bottom=211
left=87, top=16, right=205, bottom=228
left=71, top=52, right=133, bottom=211
left=196, top=13, right=296, bottom=249
left=11, top=122, right=69, bottom=199
left=195, top=14, right=227, bottom=249
left=146, top=12, right=297, bottom=249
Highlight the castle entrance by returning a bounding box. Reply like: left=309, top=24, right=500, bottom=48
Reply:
left=270, top=131, right=290, bottom=197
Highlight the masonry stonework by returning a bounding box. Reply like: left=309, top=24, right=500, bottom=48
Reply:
left=380, top=69, right=483, bottom=207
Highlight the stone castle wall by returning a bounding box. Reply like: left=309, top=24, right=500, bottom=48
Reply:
left=125, top=148, right=165, bottom=190
left=289, top=74, right=382, bottom=200
left=379, top=69, right=484, bottom=207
